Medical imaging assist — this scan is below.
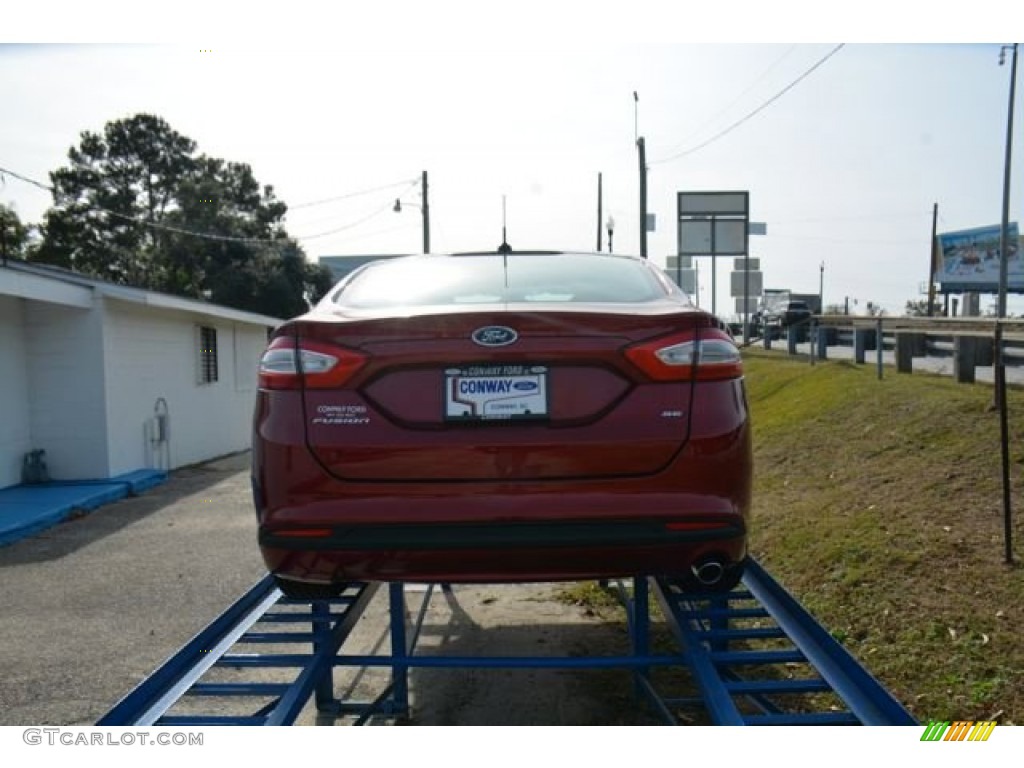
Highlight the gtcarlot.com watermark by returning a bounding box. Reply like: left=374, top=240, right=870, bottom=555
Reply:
left=23, top=728, right=203, bottom=747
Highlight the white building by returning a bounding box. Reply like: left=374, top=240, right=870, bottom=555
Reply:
left=0, top=260, right=281, bottom=489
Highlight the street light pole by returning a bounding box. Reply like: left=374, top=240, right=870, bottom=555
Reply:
left=393, top=170, right=431, bottom=253
left=819, top=262, right=824, bottom=314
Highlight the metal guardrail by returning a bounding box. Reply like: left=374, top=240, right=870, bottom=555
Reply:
left=814, top=314, right=1024, bottom=338
left=746, top=314, right=1024, bottom=343
left=747, top=314, right=1024, bottom=379
left=96, top=560, right=915, bottom=726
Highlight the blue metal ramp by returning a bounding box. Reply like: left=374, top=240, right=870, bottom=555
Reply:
left=97, top=558, right=916, bottom=726
left=650, top=559, right=915, bottom=725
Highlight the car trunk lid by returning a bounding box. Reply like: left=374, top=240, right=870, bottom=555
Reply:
left=291, top=306, right=709, bottom=482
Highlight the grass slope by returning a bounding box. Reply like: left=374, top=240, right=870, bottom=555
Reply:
left=745, top=349, right=1023, bottom=724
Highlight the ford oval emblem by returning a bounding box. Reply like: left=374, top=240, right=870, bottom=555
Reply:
left=471, top=326, right=518, bottom=347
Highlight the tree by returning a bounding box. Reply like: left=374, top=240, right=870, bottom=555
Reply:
left=304, top=259, right=335, bottom=305
left=201, top=241, right=333, bottom=318
left=159, top=156, right=290, bottom=298
left=33, top=113, right=324, bottom=318
left=0, top=203, right=33, bottom=261
left=36, top=114, right=197, bottom=283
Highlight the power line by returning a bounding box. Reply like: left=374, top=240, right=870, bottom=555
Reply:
left=0, top=166, right=50, bottom=195
left=293, top=181, right=419, bottom=240
left=289, top=177, right=419, bottom=210
left=0, top=165, right=416, bottom=246
left=773, top=209, right=932, bottom=224
left=656, top=45, right=799, bottom=160
left=0, top=164, right=286, bottom=244
left=319, top=221, right=421, bottom=248
left=652, top=44, right=846, bottom=165
left=768, top=233, right=922, bottom=246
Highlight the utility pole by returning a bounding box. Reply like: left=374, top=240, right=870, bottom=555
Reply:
left=634, top=91, right=648, bottom=258
left=638, top=137, right=648, bottom=259
left=927, top=202, right=938, bottom=316
left=421, top=170, right=430, bottom=253
left=597, top=173, right=603, bottom=252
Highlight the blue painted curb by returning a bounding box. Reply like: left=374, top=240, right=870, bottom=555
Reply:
left=0, top=469, right=168, bottom=547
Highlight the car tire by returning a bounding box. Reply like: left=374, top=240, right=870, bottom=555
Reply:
left=273, top=576, right=344, bottom=600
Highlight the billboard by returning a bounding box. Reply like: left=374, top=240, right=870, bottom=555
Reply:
left=936, top=224, right=1021, bottom=292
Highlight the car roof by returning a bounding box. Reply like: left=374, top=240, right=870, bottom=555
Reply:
left=441, top=249, right=648, bottom=262
left=317, top=249, right=690, bottom=315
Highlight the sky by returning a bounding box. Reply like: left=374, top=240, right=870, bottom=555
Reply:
left=1, top=5, right=1022, bottom=317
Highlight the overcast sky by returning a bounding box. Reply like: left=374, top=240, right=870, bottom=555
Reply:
left=2, top=9, right=1021, bottom=316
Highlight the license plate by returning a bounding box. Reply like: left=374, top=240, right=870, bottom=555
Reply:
left=445, top=365, right=548, bottom=421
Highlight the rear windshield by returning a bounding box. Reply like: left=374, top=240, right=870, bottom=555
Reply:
left=331, top=253, right=673, bottom=309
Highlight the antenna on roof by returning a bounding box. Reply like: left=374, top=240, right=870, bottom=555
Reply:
left=497, top=194, right=511, bottom=255
left=499, top=195, right=510, bottom=287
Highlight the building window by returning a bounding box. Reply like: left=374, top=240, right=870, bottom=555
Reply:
left=198, top=325, right=219, bottom=384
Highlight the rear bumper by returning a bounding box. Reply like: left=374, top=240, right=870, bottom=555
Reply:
left=259, top=518, right=746, bottom=583
left=260, top=517, right=744, bottom=551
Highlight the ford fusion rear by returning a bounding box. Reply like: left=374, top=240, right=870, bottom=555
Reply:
left=252, top=251, right=752, bottom=597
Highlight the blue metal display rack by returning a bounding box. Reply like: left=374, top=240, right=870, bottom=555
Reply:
left=98, top=558, right=916, bottom=726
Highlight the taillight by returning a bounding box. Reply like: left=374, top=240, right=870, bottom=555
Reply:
left=258, top=336, right=367, bottom=390
left=625, top=329, right=742, bottom=382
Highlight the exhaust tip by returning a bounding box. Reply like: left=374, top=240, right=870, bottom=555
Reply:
left=691, top=558, right=726, bottom=586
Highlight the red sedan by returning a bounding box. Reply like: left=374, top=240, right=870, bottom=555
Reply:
left=252, top=250, right=751, bottom=598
